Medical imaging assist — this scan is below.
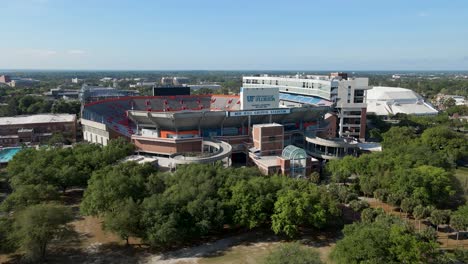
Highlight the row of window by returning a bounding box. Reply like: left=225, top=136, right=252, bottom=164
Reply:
left=244, top=79, right=328, bottom=90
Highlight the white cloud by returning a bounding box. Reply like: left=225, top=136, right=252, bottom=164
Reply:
left=67, top=49, right=86, bottom=55
left=21, top=49, right=58, bottom=57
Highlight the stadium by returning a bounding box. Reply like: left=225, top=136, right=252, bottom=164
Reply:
left=81, top=77, right=368, bottom=176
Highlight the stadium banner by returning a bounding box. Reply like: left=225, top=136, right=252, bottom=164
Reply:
left=229, top=108, right=291, bottom=117
left=240, top=87, right=280, bottom=110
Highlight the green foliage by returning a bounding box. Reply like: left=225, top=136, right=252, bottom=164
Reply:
left=331, top=215, right=438, bottom=264
left=2, top=139, right=134, bottom=212
left=81, top=162, right=156, bottom=216
left=328, top=123, right=464, bottom=208
left=141, top=164, right=232, bottom=246
left=18, top=95, right=53, bottom=115
left=51, top=99, right=81, bottom=115
left=0, top=216, right=16, bottom=253
left=443, top=97, right=456, bottom=108
left=382, top=126, right=416, bottom=149
left=360, top=208, right=384, bottom=224
left=1, top=184, right=59, bottom=212
left=451, top=204, right=468, bottom=232
left=349, top=200, right=369, bottom=213
left=450, top=214, right=465, bottom=232
left=82, top=162, right=341, bottom=246
left=103, top=198, right=142, bottom=245
left=418, top=227, right=438, bottom=242
left=400, top=197, right=420, bottom=215
left=446, top=105, right=468, bottom=116
left=421, top=126, right=468, bottom=164
left=430, top=209, right=451, bottom=231
left=369, top=76, right=468, bottom=98
left=264, top=242, right=323, bottom=264
left=229, top=176, right=282, bottom=229
left=48, top=132, right=67, bottom=145
left=326, top=156, right=356, bottom=183
left=271, top=183, right=340, bottom=238
left=309, top=171, right=320, bottom=184
left=11, top=203, right=74, bottom=262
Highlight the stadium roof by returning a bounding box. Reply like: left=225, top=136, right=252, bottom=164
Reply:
left=0, top=114, right=76, bottom=126
left=367, top=86, right=422, bottom=101
left=366, top=86, right=438, bottom=116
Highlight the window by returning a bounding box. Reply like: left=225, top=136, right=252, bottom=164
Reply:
left=354, top=90, right=364, bottom=97
left=354, top=98, right=364, bottom=103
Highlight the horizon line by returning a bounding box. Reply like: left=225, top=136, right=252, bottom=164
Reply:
left=1, top=68, right=468, bottom=72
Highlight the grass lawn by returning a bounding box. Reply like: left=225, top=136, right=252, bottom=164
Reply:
left=199, top=241, right=335, bottom=264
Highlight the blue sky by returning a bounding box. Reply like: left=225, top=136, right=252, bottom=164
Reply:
left=1, top=0, right=467, bottom=70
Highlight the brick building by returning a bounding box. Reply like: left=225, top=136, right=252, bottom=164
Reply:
left=0, top=114, right=77, bottom=146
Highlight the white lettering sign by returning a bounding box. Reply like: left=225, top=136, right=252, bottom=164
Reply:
left=229, top=109, right=291, bottom=117
left=241, top=87, right=279, bottom=110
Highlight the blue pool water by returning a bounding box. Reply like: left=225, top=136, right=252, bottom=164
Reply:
left=0, top=147, right=22, bottom=163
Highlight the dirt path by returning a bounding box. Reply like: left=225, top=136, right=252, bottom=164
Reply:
left=143, top=229, right=337, bottom=264
left=143, top=231, right=268, bottom=264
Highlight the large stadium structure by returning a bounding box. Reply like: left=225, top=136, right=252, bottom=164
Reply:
left=81, top=74, right=369, bottom=174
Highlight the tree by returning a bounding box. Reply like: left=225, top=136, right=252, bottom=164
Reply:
left=326, top=156, right=356, bottom=183
left=0, top=216, right=16, bottom=253
left=271, top=188, right=326, bottom=238
left=382, top=126, right=416, bottom=149
left=413, top=205, right=426, bottom=231
left=271, top=184, right=338, bottom=238
left=392, top=166, right=455, bottom=207
left=1, top=184, right=59, bottom=212
left=400, top=198, right=419, bottom=219
left=418, top=227, right=438, bottom=242
left=11, top=203, right=74, bottom=262
left=420, top=126, right=468, bottom=165
left=141, top=164, right=235, bottom=246
left=349, top=200, right=369, bottom=213
left=81, top=162, right=155, bottom=216
left=229, top=176, right=281, bottom=229
left=309, top=172, right=320, bottom=184
left=450, top=204, right=468, bottom=244
left=331, top=215, right=437, bottom=264
left=264, top=242, right=323, bottom=264
left=48, top=132, right=66, bottom=146
left=450, top=214, right=465, bottom=244
left=443, top=97, right=456, bottom=109
left=430, top=209, right=449, bottom=232
left=360, top=208, right=378, bottom=224
left=103, top=198, right=141, bottom=245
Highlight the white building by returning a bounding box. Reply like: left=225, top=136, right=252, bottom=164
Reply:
left=366, top=86, right=438, bottom=117
left=242, top=73, right=370, bottom=139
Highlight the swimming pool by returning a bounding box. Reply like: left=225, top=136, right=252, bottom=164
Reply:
left=0, top=147, right=22, bottom=163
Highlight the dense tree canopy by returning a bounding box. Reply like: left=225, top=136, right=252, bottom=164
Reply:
left=331, top=215, right=438, bottom=264
left=80, top=163, right=341, bottom=246
left=1, top=139, right=134, bottom=212
left=327, top=124, right=467, bottom=208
